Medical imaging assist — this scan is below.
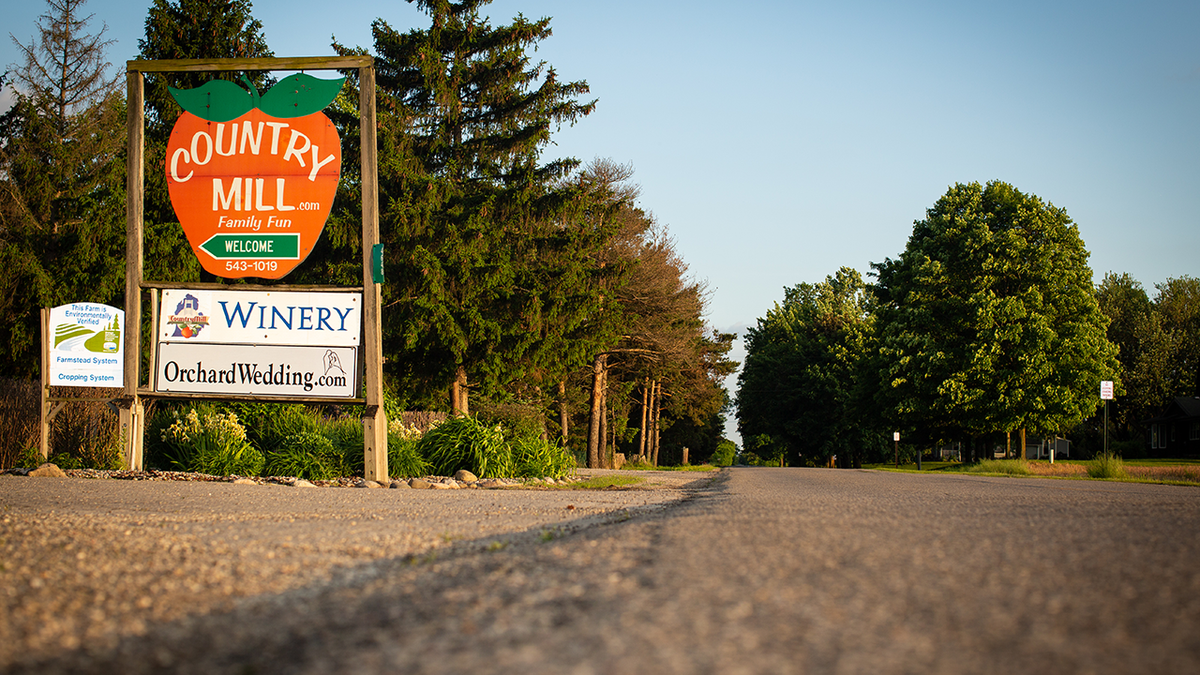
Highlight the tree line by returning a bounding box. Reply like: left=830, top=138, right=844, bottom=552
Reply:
left=1, top=0, right=737, bottom=468
left=737, top=180, right=1198, bottom=466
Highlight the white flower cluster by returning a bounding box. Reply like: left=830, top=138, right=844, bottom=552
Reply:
left=387, top=418, right=425, bottom=440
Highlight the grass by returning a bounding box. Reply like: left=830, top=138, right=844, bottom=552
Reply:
left=867, top=456, right=1200, bottom=486
left=550, top=475, right=645, bottom=490
left=1121, top=458, right=1200, bottom=467
left=621, top=460, right=718, bottom=472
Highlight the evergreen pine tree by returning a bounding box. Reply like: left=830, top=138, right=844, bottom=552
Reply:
left=366, top=0, right=596, bottom=414
left=136, top=0, right=274, bottom=284
left=0, top=0, right=125, bottom=378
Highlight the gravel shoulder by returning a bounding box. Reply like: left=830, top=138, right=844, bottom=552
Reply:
left=0, top=468, right=718, bottom=670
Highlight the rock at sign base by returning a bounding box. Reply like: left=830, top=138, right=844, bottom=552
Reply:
left=389, top=480, right=410, bottom=489
left=29, top=463, right=67, bottom=478
left=409, top=479, right=433, bottom=490
left=453, top=469, right=479, bottom=484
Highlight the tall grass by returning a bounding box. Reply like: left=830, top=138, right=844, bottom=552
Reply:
left=1088, top=452, right=1127, bottom=479
left=264, top=431, right=341, bottom=480
left=511, top=435, right=576, bottom=479
left=1, top=379, right=123, bottom=470
left=965, top=459, right=1033, bottom=476
left=419, top=415, right=512, bottom=478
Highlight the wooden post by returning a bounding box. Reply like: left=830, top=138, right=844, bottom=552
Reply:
left=39, top=309, right=51, bottom=461
left=359, top=63, right=388, bottom=482
left=638, top=379, right=648, bottom=461
left=122, top=69, right=145, bottom=471
left=557, top=380, right=568, bottom=448
left=651, top=380, right=661, bottom=467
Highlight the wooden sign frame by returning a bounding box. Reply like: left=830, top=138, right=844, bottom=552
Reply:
left=123, top=57, right=386, bottom=480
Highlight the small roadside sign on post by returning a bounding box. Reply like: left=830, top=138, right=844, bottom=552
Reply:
left=1100, top=380, right=1114, bottom=455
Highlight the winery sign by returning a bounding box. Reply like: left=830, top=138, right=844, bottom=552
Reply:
left=155, top=289, right=360, bottom=398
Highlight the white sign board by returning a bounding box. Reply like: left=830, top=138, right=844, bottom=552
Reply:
left=1100, top=380, right=1114, bottom=400
left=156, top=343, right=357, bottom=397
left=48, top=303, right=124, bottom=387
left=158, top=289, right=360, bottom=346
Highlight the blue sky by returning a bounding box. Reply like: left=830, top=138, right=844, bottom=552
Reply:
left=5, top=1, right=1198, bottom=443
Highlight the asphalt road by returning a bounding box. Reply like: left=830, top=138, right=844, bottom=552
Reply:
left=6, top=467, right=1200, bottom=674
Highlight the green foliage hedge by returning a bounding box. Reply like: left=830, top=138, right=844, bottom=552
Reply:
left=143, top=404, right=575, bottom=480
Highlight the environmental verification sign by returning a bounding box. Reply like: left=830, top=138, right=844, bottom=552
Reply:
left=48, top=303, right=124, bottom=387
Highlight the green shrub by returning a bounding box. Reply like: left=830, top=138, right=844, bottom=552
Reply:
left=711, top=439, right=738, bottom=467
left=47, top=452, right=83, bottom=470
left=13, top=445, right=44, bottom=469
left=387, top=436, right=429, bottom=478
left=1088, top=452, right=1127, bottom=479
left=265, top=431, right=340, bottom=480
left=321, top=416, right=364, bottom=476
left=257, top=404, right=322, bottom=452
left=511, top=435, right=576, bottom=479
left=159, top=407, right=264, bottom=476
left=419, top=415, right=511, bottom=478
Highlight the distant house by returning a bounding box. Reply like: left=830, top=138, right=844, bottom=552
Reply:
left=1146, top=397, right=1200, bottom=457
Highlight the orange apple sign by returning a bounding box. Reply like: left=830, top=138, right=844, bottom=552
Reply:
left=165, top=74, right=344, bottom=279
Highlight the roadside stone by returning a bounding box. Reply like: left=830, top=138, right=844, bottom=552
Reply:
left=430, top=482, right=452, bottom=490
left=292, top=479, right=317, bottom=488
left=453, top=469, right=478, bottom=484
left=409, top=479, right=432, bottom=490
left=389, top=480, right=410, bottom=489
left=353, top=479, right=383, bottom=488
left=477, top=479, right=501, bottom=489
left=29, top=463, right=67, bottom=478
left=232, top=478, right=256, bottom=485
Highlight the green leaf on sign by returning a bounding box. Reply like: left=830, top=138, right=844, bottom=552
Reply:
left=259, top=74, right=345, bottom=118
left=168, top=80, right=254, bottom=122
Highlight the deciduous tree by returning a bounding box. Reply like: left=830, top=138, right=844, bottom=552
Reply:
left=871, top=181, right=1119, bottom=452
left=736, top=267, right=882, bottom=467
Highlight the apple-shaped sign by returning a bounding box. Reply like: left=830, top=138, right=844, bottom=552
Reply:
left=165, top=74, right=344, bottom=279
